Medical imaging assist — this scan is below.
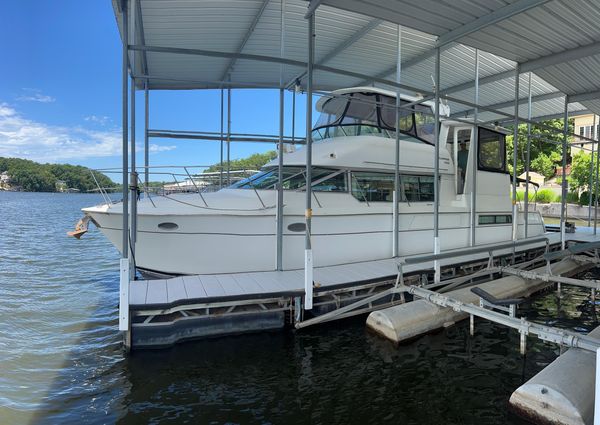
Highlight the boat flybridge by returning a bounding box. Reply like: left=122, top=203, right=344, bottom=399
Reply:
left=81, top=87, right=545, bottom=276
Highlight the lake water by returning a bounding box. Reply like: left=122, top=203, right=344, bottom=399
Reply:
left=1, top=191, right=598, bottom=424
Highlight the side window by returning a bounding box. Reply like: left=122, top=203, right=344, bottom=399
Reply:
left=349, top=172, right=435, bottom=202
left=313, top=172, right=347, bottom=192
left=281, top=171, right=307, bottom=190
left=414, top=105, right=437, bottom=145
left=281, top=168, right=330, bottom=190
left=314, top=97, right=348, bottom=128
left=403, top=176, right=420, bottom=202
left=478, top=214, right=512, bottom=225
left=340, top=93, right=378, bottom=126
left=379, top=96, right=414, bottom=133
left=478, top=128, right=506, bottom=172
left=418, top=176, right=434, bottom=201
left=403, top=175, right=434, bottom=202
left=351, top=172, right=395, bottom=202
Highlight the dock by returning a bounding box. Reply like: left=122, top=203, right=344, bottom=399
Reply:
left=124, top=230, right=599, bottom=348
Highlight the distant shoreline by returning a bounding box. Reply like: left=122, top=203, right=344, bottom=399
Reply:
left=0, top=156, right=115, bottom=193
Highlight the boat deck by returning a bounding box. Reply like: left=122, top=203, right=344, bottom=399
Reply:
left=129, top=230, right=600, bottom=311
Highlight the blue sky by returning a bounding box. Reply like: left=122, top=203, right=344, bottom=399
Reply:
left=0, top=0, right=311, bottom=176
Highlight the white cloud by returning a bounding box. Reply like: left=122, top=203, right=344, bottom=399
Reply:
left=84, top=115, right=111, bottom=125
left=0, top=103, right=119, bottom=162
left=149, top=144, right=176, bottom=152
left=16, top=88, right=55, bottom=103
left=0, top=104, right=16, bottom=117
left=0, top=103, right=177, bottom=162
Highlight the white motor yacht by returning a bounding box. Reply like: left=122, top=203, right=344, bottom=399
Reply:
left=80, top=87, right=545, bottom=276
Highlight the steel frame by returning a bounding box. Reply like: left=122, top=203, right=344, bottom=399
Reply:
left=118, top=0, right=600, bottom=348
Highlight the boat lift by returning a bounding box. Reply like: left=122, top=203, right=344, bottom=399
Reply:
left=295, top=239, right=600, bottom=351
left=295, top=239, right=600, bottom=423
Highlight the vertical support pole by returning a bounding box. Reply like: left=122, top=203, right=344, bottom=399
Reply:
left=130, top=77, right=137, bottom=255
left=512, top=66, right=520, bottom=241
left=276, top=0, right=285, bottom=271
left=119, top=0, right=131, bottom=349
left=292, top=87, right=296, bottom=144
left=561, top=97, right=569, bottom=250
left=525, top=73, right=532, bottom=238
left=276, top=90, right=285, bottom=270
left=595, top=113, right=600, bottom=235
left=304, top=11, right=315, bottom=310
left=595, top=347, right=600, bottom=425
left=393, top=25, right=402, bottom=257
left=557, top=281, right=562, bottom=297
left=220, top=89, right=224, bottom=189
left=470, top=49, right=479, bottom=246
left=433, top=47, right=441, bottom=284
left=121, top=0, right=129, bottom=261
left=129, top=0, right=137, bottom=277
left=589, top=114, right=597, bottom=227
left=469, top=314, right=474, bottom=336
left=144, top=80, right=149, bottom=189
left=227, top=87, right=231, bottom=185
left=119, top=258, right=130, bottom=331
left=520, top=330, right=527, bottom=355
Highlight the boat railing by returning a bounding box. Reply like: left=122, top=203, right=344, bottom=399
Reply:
left=88, top=165, right=259, bottom=208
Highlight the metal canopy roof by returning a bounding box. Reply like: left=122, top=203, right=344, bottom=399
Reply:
left=113, top=0, right=600, bottom=123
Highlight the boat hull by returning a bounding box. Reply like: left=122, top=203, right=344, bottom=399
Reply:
left=86, top=203, right=545, bottom=275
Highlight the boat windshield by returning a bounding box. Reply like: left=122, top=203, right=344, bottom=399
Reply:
left=229, top=167, right=347, bottom=192
left=312, top=92, right=436, bottom=145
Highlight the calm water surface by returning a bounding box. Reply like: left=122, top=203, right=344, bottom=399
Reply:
left=1, top=191, right=598, bottom=424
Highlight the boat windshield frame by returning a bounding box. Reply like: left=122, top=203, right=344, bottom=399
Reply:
left=312, top=92, right=437, bottom=146
left=228, top=167, right=347, bottom=192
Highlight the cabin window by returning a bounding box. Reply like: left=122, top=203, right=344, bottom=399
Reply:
left=414, top=104, right=437, bottom=145
left=314, top=96, right=347, bottom=128
left=478, top=128, right=507, bottom=173
left=280, top=169, right=309, bottom=190
left=312, top=171, right=347, bottom=192
left=279, top=168, right=332, bottom=190
left=312, top=92, right=436, bottom=145
left=351, top=172, right=395, bottom=202
left=312, top=128, right=325, bottom=141
left=351, top=172, right=434, bottom=203
left=231, top=167, right=332, bottom=190
left=403, top=175, right=434, bottom=202
left=478, top=214, right=512, bottom=225
left=379, top=96, right=414, bottom=133
left=341, top=93, right=378, bottom=126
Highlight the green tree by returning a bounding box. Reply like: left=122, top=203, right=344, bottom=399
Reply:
left=0, top=156, right=115, bottom=192
left=204, top=151, right=278, bottom=173
left=568, top=150, right=596, bottom=194
left=506, top=119, right=572, bottom=177
left=529, top=151, right=562, bottom=180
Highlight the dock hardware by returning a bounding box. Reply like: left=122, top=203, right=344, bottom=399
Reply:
left=298, top=239, right=600, bottom=359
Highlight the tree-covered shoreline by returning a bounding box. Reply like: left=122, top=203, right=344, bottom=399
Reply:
left=0, top=157, right=116, bottom=193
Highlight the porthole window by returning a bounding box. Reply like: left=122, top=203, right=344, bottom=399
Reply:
left=158, top=222, right=179, bottom=230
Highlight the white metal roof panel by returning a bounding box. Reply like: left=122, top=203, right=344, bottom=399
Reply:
left=113, top=0, right=600, bottom=120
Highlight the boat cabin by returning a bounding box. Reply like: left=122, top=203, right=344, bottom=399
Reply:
left=233, top=87, right=509, bottom=204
